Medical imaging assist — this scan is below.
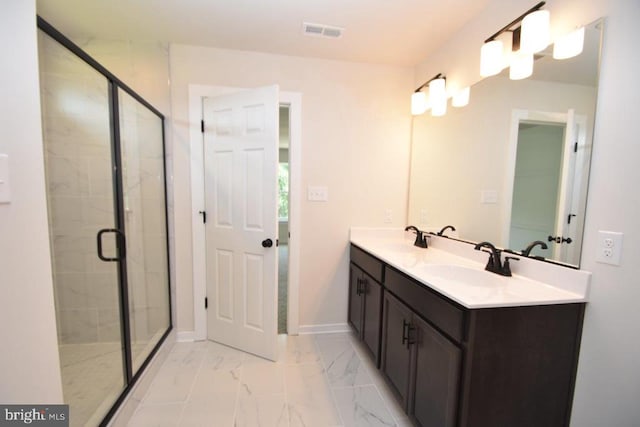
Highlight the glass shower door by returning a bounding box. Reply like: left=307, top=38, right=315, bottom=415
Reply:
left=39, top=32, right=126, bottom=426
left=118, top=89, right=170, bottom=374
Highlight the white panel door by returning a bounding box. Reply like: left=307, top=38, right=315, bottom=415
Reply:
left=203, top=85, right=279, bottom=361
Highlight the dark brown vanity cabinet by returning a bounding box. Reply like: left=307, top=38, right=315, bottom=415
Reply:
left=348, top=245, right=384, bottom=365
left=350, top=244, right=586, bottom=427
left=381, top=287, right=461, bottom=427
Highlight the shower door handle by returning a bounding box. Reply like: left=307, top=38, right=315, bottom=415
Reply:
left=97, top=228, right=126, bottom=261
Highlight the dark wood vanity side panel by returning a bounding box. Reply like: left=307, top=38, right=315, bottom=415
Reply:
left=458, top=303, right=586, bottom=427
left=385, top=267, right=465, bottom=344
left=350, top=244, right=384, bottom=282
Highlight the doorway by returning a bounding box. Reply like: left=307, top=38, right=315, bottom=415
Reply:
left=508, top=121, right=566, bottom=259
left=278, top=105, right=290, bottom=334
left=189, top=86, right=301, bottom=348
left=505, top=109, right=588, bottom=265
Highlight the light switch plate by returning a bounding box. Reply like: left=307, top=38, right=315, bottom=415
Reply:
left=307, top=185, right=328, bottom=202
left=0, top=154, right=11, bottom=204
left=481, top=190, right=498, bottom=204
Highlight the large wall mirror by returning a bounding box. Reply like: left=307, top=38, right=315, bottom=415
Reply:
left=408, top=19, right=603, bottom=268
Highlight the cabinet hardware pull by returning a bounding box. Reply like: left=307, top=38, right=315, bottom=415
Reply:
left=356, top=278, right=362, bottom=296
left=402, top=320, right=409, bottom=345
left=407, top=324, right=416, bottom=349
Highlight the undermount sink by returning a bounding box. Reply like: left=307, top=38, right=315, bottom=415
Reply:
left=417, top=264, right=505, bottom=288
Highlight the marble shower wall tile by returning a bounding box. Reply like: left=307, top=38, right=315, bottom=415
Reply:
left=58, top=309, right=98, bottom=344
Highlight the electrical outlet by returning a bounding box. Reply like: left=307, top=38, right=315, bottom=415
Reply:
left=596, top=231, right=623, bottom=265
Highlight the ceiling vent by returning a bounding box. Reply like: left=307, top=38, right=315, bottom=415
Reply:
left=303, top=22, right=344, bottom=39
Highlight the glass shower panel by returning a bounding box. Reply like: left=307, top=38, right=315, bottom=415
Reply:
left=38, top=32, right=126, bottom=426
left=118, top=89, right=170, bottom=374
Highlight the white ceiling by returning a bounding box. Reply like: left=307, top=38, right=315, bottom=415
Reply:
left=36, top=0, right=490, bottom=67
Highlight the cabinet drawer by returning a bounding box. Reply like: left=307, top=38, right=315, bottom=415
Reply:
left=385, top=267, right=465, bottom=343
left=350, top=245, right=383, bottom=283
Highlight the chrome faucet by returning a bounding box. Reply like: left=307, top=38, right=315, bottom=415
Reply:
left=437, top=225, right=456, bottom=237
left=521, top=240, right=548, bottom=258
left=405, top=225, right=428, bottom=248
left=474, top=241, right=519, bottom=276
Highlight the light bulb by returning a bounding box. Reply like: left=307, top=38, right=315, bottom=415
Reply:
left=510, top=50, right=534, bottom=80
left=521, top=10, right=550, bottom=53
left=411, top=91, right=428, bottom=115
left=452, top=87, right=470, bottom=108
left=553, top=27, right=585, bottom=59
left=429, top=78, right=447, bottom=116
left=480, top=40, right=504, bottom=77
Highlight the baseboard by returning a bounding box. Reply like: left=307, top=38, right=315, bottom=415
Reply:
left=176, top=331, right=196, bottom=342
left=297, top=323, right=351, bottom=335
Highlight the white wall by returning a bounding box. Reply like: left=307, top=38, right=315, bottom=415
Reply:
left=169, top=45, right=413, bottom=331
left=0, top=0, right=63, bottom=403
left=414, top=0, right=640, bottom=424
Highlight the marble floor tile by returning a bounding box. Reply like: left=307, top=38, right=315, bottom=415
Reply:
left=286, top=363, right=342, bottom=426
left=234, top=391, right=288, bottom=427
left=179, top=392, right=236, bottom=427
left=317, top=337, right=373, bottom=387
left=189, top=354, right=242, bottom=399
left=115, top=335, right=413, bottom=427
left=127, top=403, right=183, bottom=427
left=333, top=385, right=396, bottom=427
left=281, top=334, right=323, bottom=365
left=240, top=362, right=285, bottom=396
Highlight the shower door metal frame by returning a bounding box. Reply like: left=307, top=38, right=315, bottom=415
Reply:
left=37, top=16, right=173, bottom=427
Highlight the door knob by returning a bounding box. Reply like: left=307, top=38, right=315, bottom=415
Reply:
left=261, top=238, right=273, bottom=248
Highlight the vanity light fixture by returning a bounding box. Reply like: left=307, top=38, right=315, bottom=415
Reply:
left=452, top=87, right=470, bottom=107
left=411, top=73, right=446, bottom=116
left=480, top=2, right=546, bottom=80
left=553, top=26, right=586, bottom=59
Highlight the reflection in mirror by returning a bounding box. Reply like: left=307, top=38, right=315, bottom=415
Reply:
left=408, top=20, right=602, bottom=267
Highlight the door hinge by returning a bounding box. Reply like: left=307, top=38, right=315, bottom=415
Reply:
left=201, top=119, right=205, bottom=133
left=199, top=210, right=207, bottom=224
left=574, top=142, right=578, bottom=153
left=205, top=297, right=208, bottom=309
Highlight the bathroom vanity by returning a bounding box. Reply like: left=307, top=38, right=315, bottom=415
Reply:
left=348, top=229, right=590, bottom=427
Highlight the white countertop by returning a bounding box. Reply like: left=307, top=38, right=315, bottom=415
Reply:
left=350, top=228, right=590, bottom=309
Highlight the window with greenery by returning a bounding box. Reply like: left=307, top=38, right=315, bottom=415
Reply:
left=278, top=163, right=289, bottom=220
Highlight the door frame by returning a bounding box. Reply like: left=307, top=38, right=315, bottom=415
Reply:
left=504, top=109, right=587, bottom=261
left=189, top=85, right=301, bottom=340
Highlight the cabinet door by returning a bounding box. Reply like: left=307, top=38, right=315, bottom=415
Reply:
left=410, top=315, right=461, bottom=427
left=362, top=273, right=382, bottom=365
left=381, top=292, right=413, bottom=410
left=348, top=263, right=363, bottom=336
